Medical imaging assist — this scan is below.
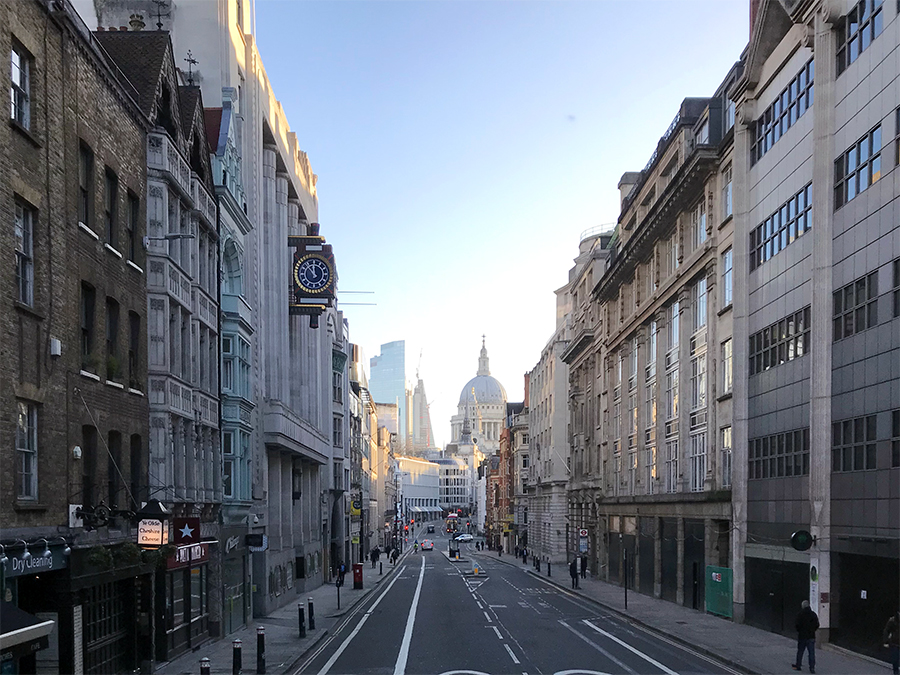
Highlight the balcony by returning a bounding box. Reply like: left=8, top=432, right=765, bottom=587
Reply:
left=147, top=132, right=191, bottom=199
left=193, top=288, right=217, bottom=330
left=194, top=391, right=219, bottom=427
left=263, top=400, right=329, bottom=465
left=192, top=176, right=217, bottom=228
left=222, top=293, right=254, bottom=331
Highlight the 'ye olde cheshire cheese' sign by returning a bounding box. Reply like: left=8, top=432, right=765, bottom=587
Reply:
left=137, top=518, right=169, bottom=548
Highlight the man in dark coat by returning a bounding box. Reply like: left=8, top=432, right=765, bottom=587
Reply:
left=884, top=610, right=900, bottom=675
left=792, top=600, right=819, bottom=673
left=580, top=554, right=587, bottom=579
left=569, top=559, right=579, bottom=589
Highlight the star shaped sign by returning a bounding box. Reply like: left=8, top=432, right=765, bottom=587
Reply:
left=179, top=523, right=194, bottom=539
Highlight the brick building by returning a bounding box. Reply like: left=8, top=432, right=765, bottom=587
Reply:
left=1, top=1, right=152, bottom=672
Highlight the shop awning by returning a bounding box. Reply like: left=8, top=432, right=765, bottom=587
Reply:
left=0, top=601, right=54, bottom=660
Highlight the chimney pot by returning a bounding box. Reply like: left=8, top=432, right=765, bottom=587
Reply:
left=108, top=26, right=118, bottom=31
left=129, top=14, right=145, bottom=31
left=120, top=25, right=128, bottom=31
left=96, top=26, right=105, bottom=31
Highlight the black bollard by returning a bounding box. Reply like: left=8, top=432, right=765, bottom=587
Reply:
left=336, top=576, right=341, bottom=610
left=200, top=657, right=211, bottom=675
left=256, top=627, right=265, bottom=674
left=232, top=639, right=242, bottom=675
left=548, top=561, right=551, bottom=577
left=379, top=561, right=383, bottom=575
left=308, top=598, right=315, bottom=630
left=298, top=604, right=306, bottom=638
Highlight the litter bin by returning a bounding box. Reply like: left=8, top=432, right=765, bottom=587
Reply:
left=352, top=563, right=363, bottom=589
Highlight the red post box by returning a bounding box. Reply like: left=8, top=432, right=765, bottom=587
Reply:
left=352, top=563, right=363, bottom=589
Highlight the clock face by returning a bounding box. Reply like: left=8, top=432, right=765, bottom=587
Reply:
left=294, top=255, right=332, bottom=293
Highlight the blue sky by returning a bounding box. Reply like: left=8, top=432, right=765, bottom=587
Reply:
left=257, top=0, right=749, bottom=447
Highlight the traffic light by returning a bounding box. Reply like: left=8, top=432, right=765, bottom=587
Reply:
left=467, top=521, right=470, bottom=526
left=410, top=519, right=415, bottom=524
left=404, top=525, right=409, bottom=532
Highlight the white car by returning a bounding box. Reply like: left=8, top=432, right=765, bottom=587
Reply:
left=455, top=533, right=474, bottom=542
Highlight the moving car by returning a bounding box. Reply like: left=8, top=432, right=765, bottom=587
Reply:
left=427, top=525, right=435, bottom=533
left=454, top=533, right=474, bottom=542
left=421, top=539, right=434, bottom=550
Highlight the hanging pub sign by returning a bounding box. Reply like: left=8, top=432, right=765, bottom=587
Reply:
left=137, top=518, right=169, bottom=548
left=289, top=223, right=337, bottom=329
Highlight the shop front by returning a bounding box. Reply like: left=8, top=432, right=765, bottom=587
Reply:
left=221, top=529, right=249, bottom=636
left=156, top=542, right=210, bottom=662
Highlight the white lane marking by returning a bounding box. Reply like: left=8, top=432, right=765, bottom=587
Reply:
left=504, top=644, right=520, bottom=664
left=491, top=625, right=503, bottom=639
left=553, top=671, right=614, bottom=675
left=314, top=571, right=404, bottom=675
left=582, top=620, right=678, bottom=675
left=393, top=556, right=426, bottom=675
left=483, top=610, right=492, bottom=622
left=476, top=601, right=483, bottom=609
left=488, top=604, right=507, bottom=608
left=558, top=620, right=636, bottom=675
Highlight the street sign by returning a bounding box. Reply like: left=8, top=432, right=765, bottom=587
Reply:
left=578, top=528, right=589, bottom=538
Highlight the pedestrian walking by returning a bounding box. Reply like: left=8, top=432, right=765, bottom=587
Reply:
left=884, top=610, right=900, bottom=675
left=792, top=600, right=819, bottom=673
left=569, top=559, right=579, bottom=589
left=522, top=547, right=527, bottom=564
left=370, top=548, right=377, bottom=569
left=514, top=545, right=519, bottom=559
left=580, top=554, right=587, bottom=579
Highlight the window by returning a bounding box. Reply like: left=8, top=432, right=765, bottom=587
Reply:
left=223, top=431, right=234, bottom=498
left=10, top=42, right=30, bottom=129
left=16, top=400, right=37, bottom=499
left=752, top=59, right=814, bottom=163
left=721, top=339, right=733, bottom=393
left=628, top=450, right=637, bottom=495
left=749, top=428, right=810, bottom=479
left=129, top=312, right=141, bottom=389
left=695, top=119, right=709, bottom=145
left=333, top=371, right=343, bottom=402
left=721, top=248, right=733, bottom=307
left=892, top=410, right=899, bottom=468
left=690, top=199, right=707, bottom=250
left=126, top=193, right=139, bottom=262
left=665, top=234, right=680, bottom=275
left=690, top=354, right=706, bottom=411
left=721, top=426, right=732, bottom=488
left=81, top=283, right=96, bottom=371
left=750, top=183, right=812, bottom=271
left=722, top=165, right=733, bottom=220
left=333, top=415, right=343, bottom=447
left=832, top=415, right=877, bottom=472
left=665, top=440, right=678, bottom=493
left=104, top=169, right=118, bottom=246
left=668, top=301, right=679, bottom=351
left=665, top=368, right=678, bottom=422
left=835, top=126, right=882, bottom=208
left=692, top=277, right=707, bottom=331
left=837, top=0, right=884, bottom=75
left=646, top=319, right=657, bottom=380
left=107, top=431, right=121, bottom=507
left=236, top=0, right=243, bottom=29
left=833, top=272, right=878, bottom=340
left=15, top=199, right=34, bottom=306
left=79, top=143, right=94, bottom=227
left=725, top=98, right=735, bottom=132
left=749, top=306, right=810, bottom=375
left=690, top=433, right=706, bottom=492
left=645, top=445, right=656, bottom=495
left=106, top=298, right=120, bottom=380
left=894, top=259, right=900, bottom=318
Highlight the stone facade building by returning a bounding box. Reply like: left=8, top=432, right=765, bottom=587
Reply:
left=562, top=77, right=740, bottom=608
left=1, top=1, right=152, bottom=672
left=731, top=0, right=899, bottom=656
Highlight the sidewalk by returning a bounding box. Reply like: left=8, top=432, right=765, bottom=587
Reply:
left=480, top=551, right=889, bottom=675
left=157, top=544, right=415, bottom=675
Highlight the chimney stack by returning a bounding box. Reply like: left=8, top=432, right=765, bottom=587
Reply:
left=129, top=14, right=145, bottom=31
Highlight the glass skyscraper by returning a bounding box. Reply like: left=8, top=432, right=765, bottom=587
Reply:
left=369, top=341, right=408, bottom=447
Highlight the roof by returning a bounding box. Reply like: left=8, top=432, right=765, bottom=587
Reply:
left=203, top=108, right=223, bottom=154
left=93, top=31, right=171, bottom=116
left=459, top=375, right=507, bottom=407
left=179, top=86, right=201, bottom=135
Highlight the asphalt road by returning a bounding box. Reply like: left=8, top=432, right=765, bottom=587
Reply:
left=296, top=532, right=737, bottom=675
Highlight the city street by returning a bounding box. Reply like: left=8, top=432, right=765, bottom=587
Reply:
left=296, top=532, right=735, bottom=675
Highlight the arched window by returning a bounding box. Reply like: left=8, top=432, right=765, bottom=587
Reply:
left=222, top=240, right=242, bottom=295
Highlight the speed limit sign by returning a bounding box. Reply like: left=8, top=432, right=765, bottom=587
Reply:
left=578, top=528, right=588, bottom=538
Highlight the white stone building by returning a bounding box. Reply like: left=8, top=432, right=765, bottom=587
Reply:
left=450, top=341, right=507, bottom=456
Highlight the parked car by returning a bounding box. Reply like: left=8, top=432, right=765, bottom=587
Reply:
left=421, top=539, right=434, bottom=550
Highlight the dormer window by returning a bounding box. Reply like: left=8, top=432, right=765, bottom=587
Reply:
left=695, top=119, right=709, bottom=145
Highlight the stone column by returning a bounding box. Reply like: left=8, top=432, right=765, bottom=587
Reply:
left=809, top=7, right=837, bottom=641
left=704, top=262, right=718, bottom=491
left=676, top=517, right=685, bottom=605
left=275, top=172, right=290, bottom=404
left=261, top=146, right=278, bottom=400
left=677, top=286, right=691, bottom=494
left=654, top=516, right=662, bottom=598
